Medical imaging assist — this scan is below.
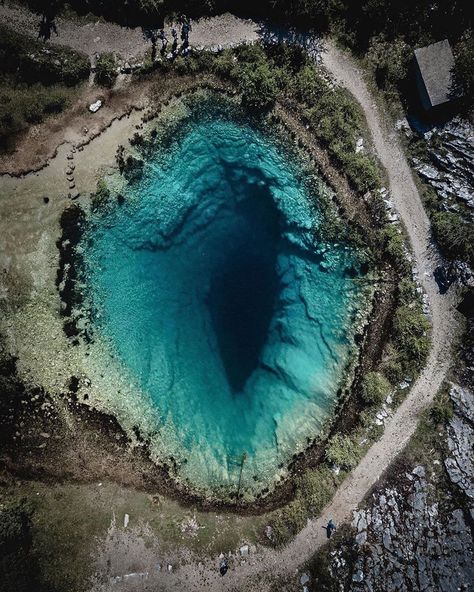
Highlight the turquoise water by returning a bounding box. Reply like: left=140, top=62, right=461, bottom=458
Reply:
left=83, top=111, right=365, bottom=495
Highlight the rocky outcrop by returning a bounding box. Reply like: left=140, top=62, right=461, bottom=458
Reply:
left=344, top=468, right=474, bottom=591
left=445, top=384, right=474, bottom=500
left=323, top=379, right=474, bottom=591
left=413, top=117, right=474, bottom=211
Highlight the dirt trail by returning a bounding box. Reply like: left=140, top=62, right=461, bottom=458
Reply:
left=0, top=6, right=458, bottom=589
left=0, top=2, right=259, bottom=58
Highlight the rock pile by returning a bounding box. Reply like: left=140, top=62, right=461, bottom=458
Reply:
left=445, top=384, right=474, bottom=500
left=343, top=467, right=474, bottom=591
left=413, top=117, right=474, bottom=211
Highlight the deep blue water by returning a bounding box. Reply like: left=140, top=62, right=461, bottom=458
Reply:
left=83, top=112, right=364, bottom=494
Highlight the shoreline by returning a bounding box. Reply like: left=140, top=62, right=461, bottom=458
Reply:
left=0, top=75, right=398, bottom=512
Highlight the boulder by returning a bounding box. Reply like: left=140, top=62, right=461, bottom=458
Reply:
left=89, top=100, right=103, bottom=113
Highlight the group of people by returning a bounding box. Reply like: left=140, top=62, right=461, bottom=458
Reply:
left=157, top=15, right=192, bottom=56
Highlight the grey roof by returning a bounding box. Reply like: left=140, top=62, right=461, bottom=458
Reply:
left=414, top=39, right=456, bottom=107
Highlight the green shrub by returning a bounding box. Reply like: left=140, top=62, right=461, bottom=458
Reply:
left=325, top=434, right=360, bottom=470
left=23, top=99, right=44, bottom=123
left=95, top=52, right=117, bottom=88
left=392, top=304, right=430, bottom=374
left=0, top=500, right=44, bottom=592
left=294, top=64, right=327, bottom=104
left=0, top=80, right=72, bottom=148
left=367, top=35, right=411, bottom=91
left=430, top=402, right=454, bottom=425
left=238, top=62, right=279, bottom=109
left=213, top=49, right=238, bottom=79
left=43, top=91, right=68, bottom=113
left=91, top=178, right=111, bottom=210
left=360, top=371, right=391, bottom=405
left=297, top=466, right=336, bottom=517
left=379, top=224, right=409, bottom=269
left=397, top=277, right=417, bottom=305
left=0, top=25, right=90, bottom=86
left=270, top=498, right=307, bottom=546
left=383, top=356, right=405, bottom=384
left=343, top=152, right=381, bottom=192
left=431, top=211, right=474, bottom=266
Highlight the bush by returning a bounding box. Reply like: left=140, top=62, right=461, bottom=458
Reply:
left=95, top=52, right=117, bottom=88
left=270, top=498, right=307, bottom=546
left=43, top=91, right=67, bottom=113
left=382, top=347, right=405, bottom=384
left=360, top=371, right=391, bottom=405
left=392, top=304, right=430, bottom=374
left=91, top=178, right=111, bottom=210
left=367, top=35, right=411, bottom=91
left=0, top=24, right=90, bottom=86
left=0, top=500, right=44, bottom=592
left=238, top=62, right=279, bottom=109
left=23, top=99, right=44, bottom=123
left=431, top=211, right=474, bottom=266
left=430, top=401, right=454, bottom=425
left=297, top=466, right=336, bottom=517
left=343, top=152, right=381, bottom=192
left=379, top=224, right=409, bottom=269
left=294, top=64, right=327, bottom=104
left=325, top=434, right=360, bottom=470
left=397, top=277, right=417, bottom=305
left=0, top=80, right=72, bottom=149
left=213, top=49, right=238, bottom=79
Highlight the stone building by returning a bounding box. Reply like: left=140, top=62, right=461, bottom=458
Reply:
left=414, top=39, right=457, bottom=111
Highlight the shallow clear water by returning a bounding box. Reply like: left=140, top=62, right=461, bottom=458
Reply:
left=84, top=111, right=365, bottom=495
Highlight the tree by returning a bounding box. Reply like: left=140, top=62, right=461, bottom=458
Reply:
left=453, top=30, right=474, bottom=101
left=238, top=62, right=279, bottom=109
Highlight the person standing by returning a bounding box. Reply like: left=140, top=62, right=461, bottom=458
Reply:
left=158, top=29, right=168, bottom=54
left=171, top=27, right=178, bottom=52
left=326, top=519, right=337, bottom=539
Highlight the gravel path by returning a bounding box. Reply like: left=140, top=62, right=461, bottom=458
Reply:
left=0, top=5, right=459, bottom=589
left=0, top=3, right=259, bottom=58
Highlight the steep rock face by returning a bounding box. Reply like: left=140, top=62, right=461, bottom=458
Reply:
left=413, top=117, right=474, bottom=211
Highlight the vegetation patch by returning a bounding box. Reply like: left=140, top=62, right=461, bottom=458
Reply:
left=0, top=24, right=89, bottom=149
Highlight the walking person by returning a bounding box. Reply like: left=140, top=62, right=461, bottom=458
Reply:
left=171, top=27, right=178, bottom=53
left=325, top=519, right=337, bottom=539
left=219, top=557, right=229, bottom=576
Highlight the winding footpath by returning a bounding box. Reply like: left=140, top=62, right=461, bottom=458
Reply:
left=0, top=6, right=459, bottom=590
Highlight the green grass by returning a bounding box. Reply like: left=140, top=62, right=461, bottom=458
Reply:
left=0, top=77, right=76, bottom=148
left=1, top=480, right=266, bottom=591
left=0, top=23, right=89, bottom=149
